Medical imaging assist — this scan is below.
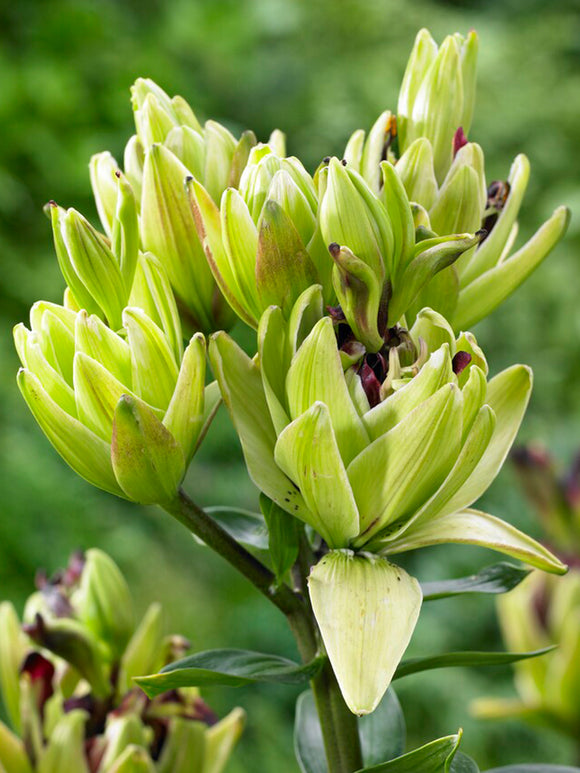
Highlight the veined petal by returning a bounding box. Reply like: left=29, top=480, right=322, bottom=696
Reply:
left=89, top=151, right=119, bottom=237
left=363, top=344, right=454, bottom=441
left=274, top=402, right=360, bottom=548
left=123, top=308, right=179, bottom=411
left=258, top=305, right=291, bottom=435
left=460, top=365, right=487, bottom=438
left=343, top=128, right=365, bottom=172
left=163, top=333, right=206, bottom=464
left=221, top=189, right=261, bottom=320
left=380, top=161, right=415, bottom=277
left=383, top=508, right=566, bottom=574
left=441, top=364, right=532, bottom=516
left=164, top=125, right=205, bottom=180
left=397, top=28, right=438, bottom=151
left=286, top=317, right=368, bottom=465
left=75, top=310, right=132, bottom=387
left=204, top=707, right=246, bottom=773
left=409, top=307, right=456, bottom=355
left=208, top=332, right=309, bottom=518
left=361, top=110, right=393, bottom=194
left=453, top=206, right=570, bottom=330
left=39, top=310, right=75, bottom=385
left=17, top=369, right=123, bottom=496
left=395, top=138, right=438, bottom=211
left=350, top=383, right=463, bottom=544
left=286, top=284, right=324, bottom=355
left=204, top=119, right=237, bottom=202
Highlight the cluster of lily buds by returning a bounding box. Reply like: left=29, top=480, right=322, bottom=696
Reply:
left=345, top=29, right=569, bottom=331
left=14, top=253, right=218, bottom=504
left=0, top=550, right=244, bottom=773
left=512, top=444, right=580, bottom=554
left=209, top=289, right=565, bottom=714
left=473, top=567, right=580, bottom=738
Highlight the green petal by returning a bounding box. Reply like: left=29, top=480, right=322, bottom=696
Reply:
left=75, top=310, right=132, bottom=387
left=203, top=119, right=237, bottom=202
left=350, top=384, right=463, bottom=544
left=452, top=206, right=570, bottom=330
left=395, top=138, right=438, bottom=210
left=89, top=151, right=119, bottom=236
left=384, top=508, right=567, bottom=574
left=221, top=188, right=261, bottom=319
left=361, top=111, right=393, bottom=194
left=208, top=332, right=309, bottom=518
left=286, top=317, right=369, bottom=465
left=380, top=161, right=415, bottom=278
left=409, top=307, right=456, bottom=355
left=111, top=395, right=185, bottom=505
left=37, top=710, right=90, bottom=773
left=397, top=28, right=438, bottom=151
left=17, top=369, right=122, bottom=496
left=429, top=165, right=483, bottom=237
left=274, top=402, right=360, bottom=547
left=163, top=333, right=206, bottom=464
left=164, top=125, right=205, bottom=180
left=204, top=708, right=246, bottom=773
left=258, top=306, right=291, bottom=435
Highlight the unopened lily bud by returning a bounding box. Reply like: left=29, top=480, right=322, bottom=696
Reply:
left=0, top=603, right=29, bottom=732
left=23, top=615, right=109, bottom=698
left=395, top=138, right=438, bottom=210
left=74, top=549, right=134, bottom=660
left=429, top=143, right=486, bottom=236
left=156, top=718, right=206, bottom=773
left=36, top=710, right=90, bottom=773
left=99, top=715, right=151, bottom=772
left=343, top=111, right=397, bottom=195
left=89, top=152, right=119, bottom=237
left=117, top=604, right=164, bottom=695
left=0, top=720, right=32, bottom=773
left=124, top=135, right=145, bottom=202
left=131, top=78, right=202, bottom=150
left=106, top=746, right=156, bottom=773
left=308, top=551, right=422, bottom=715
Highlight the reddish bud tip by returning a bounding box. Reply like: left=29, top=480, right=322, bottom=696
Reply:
left=452, top=350, right=472, bottom=375
left=453, top=127, right=468, bottom=156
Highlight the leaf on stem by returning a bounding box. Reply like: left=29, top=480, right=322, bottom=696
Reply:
left=421, top=562, right=530, bottom=601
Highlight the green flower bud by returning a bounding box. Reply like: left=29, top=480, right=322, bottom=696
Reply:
left=189, top=144, right=331, bottom=328
left=398, top=30, right=478, bottom=182
left=106, top=746, right=156, bottom=773
left=204, top=708, right=245, bottom=773
left=90, top=151, right=119, bottom=237
left=99, top=715, right=151, bottom=772
left=74, top=549, right=134, bottom=660
left=37, top=710, right=90, bottom=773
left=157, top=718, right=205, bottom=773
left=131, top=78, right=202, bottom=150
left=117, top=604, right=164, bottom=696
left=343, top=110, right=397, bottom=195
left=309, top=551, right=422, bottom=715
left=395, top=138, right=438, bottom=211
left=15, top=278, right=213, bottom=504
left=0, top=603, right=29, bottom=732
left=124, top=135, right=145, bottom=203
left=210, top=296, right=565, bottom=576
left=429, top=143, right=486, bottom=236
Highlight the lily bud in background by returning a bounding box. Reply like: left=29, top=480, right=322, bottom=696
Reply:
left=473, top=568, right=580, bottom=739
left=512, top=444, right=580, bottom=555
left=0, top=551, right=245, bottom=773
left=397, top=28, right=478, bottom=182
left=209, top=291, right=564, bottom=714
left=188, top=143, right=332, bottom=328
left=14, top=254, right=218, bottom=505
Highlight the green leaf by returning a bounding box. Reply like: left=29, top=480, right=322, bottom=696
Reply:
left=204, top=507, right=269, bottom=550
left=421, top=563, right=531, bottom=601
left=260, top=494, right=300, bottom=581
left=485, top=768, right=580, bottom=773
left=393, top=646, right=556, bottom=681
left=136, top=649, right=325, bottom=697
left=356, top=732, right=461, bottom=772
left=451, top=753, right=480, bottom=773
left=359, top=688, right=405, bottom=766
left=294, top=690, right=327, bottom=773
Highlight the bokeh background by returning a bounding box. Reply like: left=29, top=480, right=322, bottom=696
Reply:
left=1, top=0, right=580, bottom=768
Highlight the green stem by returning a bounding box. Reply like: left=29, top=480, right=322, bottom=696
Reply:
left=165, top=489, right=363, bottom=771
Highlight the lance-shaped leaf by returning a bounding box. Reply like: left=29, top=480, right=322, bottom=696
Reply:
left=141, top=143, right=216, bottom=331
left=452, top=206, right=570, bottom=330
left=163, top=333, right=206, bottom=463
left=421, top=562, right=531, bottom=601
left=385, top=508, right=567, bottom=574
left=286, top=317, right=369, bottom=465
left=260, top=494, right=300, bottom=581
left=388, top=232, right=483, bottom=325
left=205, top=707, right=246, bottom=773
left=330, top=243, right=384, bottom=352
left=350, top=384, right=462, bottom=543
left=37, top=710, right=90, bottom=773
left=356, top=732, right=462, bottom=772
left=395, top=138, right=438, bottom=210
left=136, top=649, right=324, bottom=696
left=255, top=200, right=318, bottom=317
left=112, top=395, right=185, bottom=505
left=204, top=507, right=269, bottom=550
left=308, top=552, right=422, bottom=715
left=294, top=691, right=327, bottom=773
left=359, top=688, right=406, bottom=766
left=17, top=369, right=123, bottom=496
left=485, top=766, right=580, bottom=772
left=393, top=646, right=556, bottom=680
left=208, top=333, right=309, bottom=517
left=275, top=402, right=360, bottom=547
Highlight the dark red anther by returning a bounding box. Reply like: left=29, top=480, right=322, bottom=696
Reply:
left=452, top=351, right=472, bottom=376
left=453, top=127, right=468, bottom=156
left=20, top=652, right=55, bottom=716
left=359, top=362, right=382, bottom=408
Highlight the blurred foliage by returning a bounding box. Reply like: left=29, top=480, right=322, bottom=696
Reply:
left=1, top=0, right=579, bottom=769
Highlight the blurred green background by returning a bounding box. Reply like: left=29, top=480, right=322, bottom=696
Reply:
left=1, top=0, right=580, bottom=768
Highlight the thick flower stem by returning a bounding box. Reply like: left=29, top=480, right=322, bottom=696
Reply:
left=165, top=489, right=363, bottom=771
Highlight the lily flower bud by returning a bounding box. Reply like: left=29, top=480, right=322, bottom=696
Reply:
left=308, top=551, right=422, bottom=715
left=189, top=144, right=331, bottom=327
left=107, top=746, right=156, bottom=772
left=36, top=710, right=90, bottom=773
left=0, top=602, right=29, bottom=732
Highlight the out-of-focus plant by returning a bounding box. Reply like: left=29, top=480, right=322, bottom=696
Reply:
left=0, top=550, right=244, bottom=773
left=11, top=23, right=575, bottom=773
